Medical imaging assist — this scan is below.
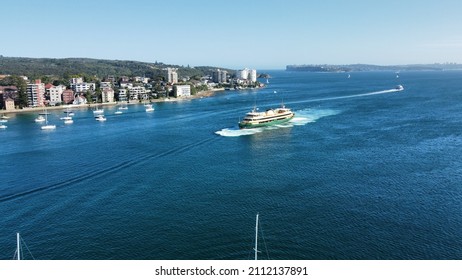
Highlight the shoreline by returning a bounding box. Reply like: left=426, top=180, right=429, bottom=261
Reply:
left=1, top=88, right=225, bottom=115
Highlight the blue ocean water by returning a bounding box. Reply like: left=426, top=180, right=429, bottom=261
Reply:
left=1, top=70, right=462, bottom=260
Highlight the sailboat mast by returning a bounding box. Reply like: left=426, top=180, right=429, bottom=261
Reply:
left=16, top=232, right=20, bottom=260
left=254, top=213, right=259, bottom=260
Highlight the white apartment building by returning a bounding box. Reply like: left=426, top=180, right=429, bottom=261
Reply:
left=165, top=68, right=178, bottom=84
left=173, top=85, right=191, bottom=98
left=71, top=82, right=96, bottom=93
left=213, top=69, right=228, bottom=83
left=236, top=68, right=257, bottom=82
left=27, top=80, right=46, bottom=107
left=49, top=85, right=66, bottom=106
left=129, top=86, right=147, bottom=100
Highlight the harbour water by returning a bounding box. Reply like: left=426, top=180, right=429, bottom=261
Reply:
left=1, top=70, right=462, bottom=259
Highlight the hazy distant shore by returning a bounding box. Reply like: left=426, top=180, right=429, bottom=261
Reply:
left=1, top=88, right=224, bottom=114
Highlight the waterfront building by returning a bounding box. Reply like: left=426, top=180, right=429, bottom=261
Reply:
left=128, top=86, right=147, bottom=100
left=0, top=86, right=18, bottom=109
left=118, top=89, right=128, bottom=101
left=62, top=89, right=75, bottom=104
left=249, top=69, right=257, bottom=82
left=71, top=82, right=95, bottom=93
left=4, top=97, right=15, bottom=110
left=173, top=85, right=191, bottom=98
left=49, top=85, right=66, bottom=106
left=236, top=68, right=257, bottom=82
left=73, top=95, right=87, bottom=105
left=102, top=88, right=115, bottom=103
left=236, top=68, right=248, bottom=80
left=27, top=79, right=46, bottom=107
left=212, top=69, right=228, bottom=83
left=165, top=68, right=178, bottom=84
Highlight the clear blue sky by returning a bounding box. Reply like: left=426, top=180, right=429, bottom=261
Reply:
left=2, top=0, right=462, bottom=69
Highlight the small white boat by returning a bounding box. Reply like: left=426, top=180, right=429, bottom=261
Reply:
left=1, top=114, right=10, bottom=119
left=41, top=124, right=56, bottom=130
left=119, top=102, right=128, bottom=110
left=63, top=110, right=74, bottom=115
left=95, top=115, right=106, bottom=122
left=145, top=104, right=154, bottom=112
left=114, top=106, right=123, bottom=114
left=61, top=111, right=73, bottom=124
left=0, top=119, right=7, bottom=123
left=93, top=107, right=104, bottom=114
left=395, top=85, right=404, bottom=91
left=0, top=124, right=7, bottom=129
left=35, top=115, right=45, bottom=122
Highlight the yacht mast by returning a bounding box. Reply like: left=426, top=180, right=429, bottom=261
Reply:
left=16, top=232, right=20, bottom=260
left=254, top=213, right=259, bottom=260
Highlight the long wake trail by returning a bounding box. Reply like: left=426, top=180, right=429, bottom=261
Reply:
left=288, top=88, right=402, bottom=106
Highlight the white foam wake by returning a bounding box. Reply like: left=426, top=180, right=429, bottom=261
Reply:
left=215, top=108, right=340, bottom=137
left=215, top=127, right=263, bottom=137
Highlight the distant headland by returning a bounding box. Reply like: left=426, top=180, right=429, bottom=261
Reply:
left=286, top=63, right=462, bottom=72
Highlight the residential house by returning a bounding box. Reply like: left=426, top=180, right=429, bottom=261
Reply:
left=0, top=86, right=18, bottom=109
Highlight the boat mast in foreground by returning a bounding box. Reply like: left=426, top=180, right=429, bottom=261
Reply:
left=254, top=213, right=259, bottom=260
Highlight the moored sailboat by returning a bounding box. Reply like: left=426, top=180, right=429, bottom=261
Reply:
left=41, top=110, right=56, bottom=130
left=14, top=232, right=35, bottom=260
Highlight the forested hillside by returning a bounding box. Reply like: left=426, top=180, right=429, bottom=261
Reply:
left=0, top=56, right=229, bottom=80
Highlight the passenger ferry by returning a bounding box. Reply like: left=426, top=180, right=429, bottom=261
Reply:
left=238, top=105, right=294, bottom=129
